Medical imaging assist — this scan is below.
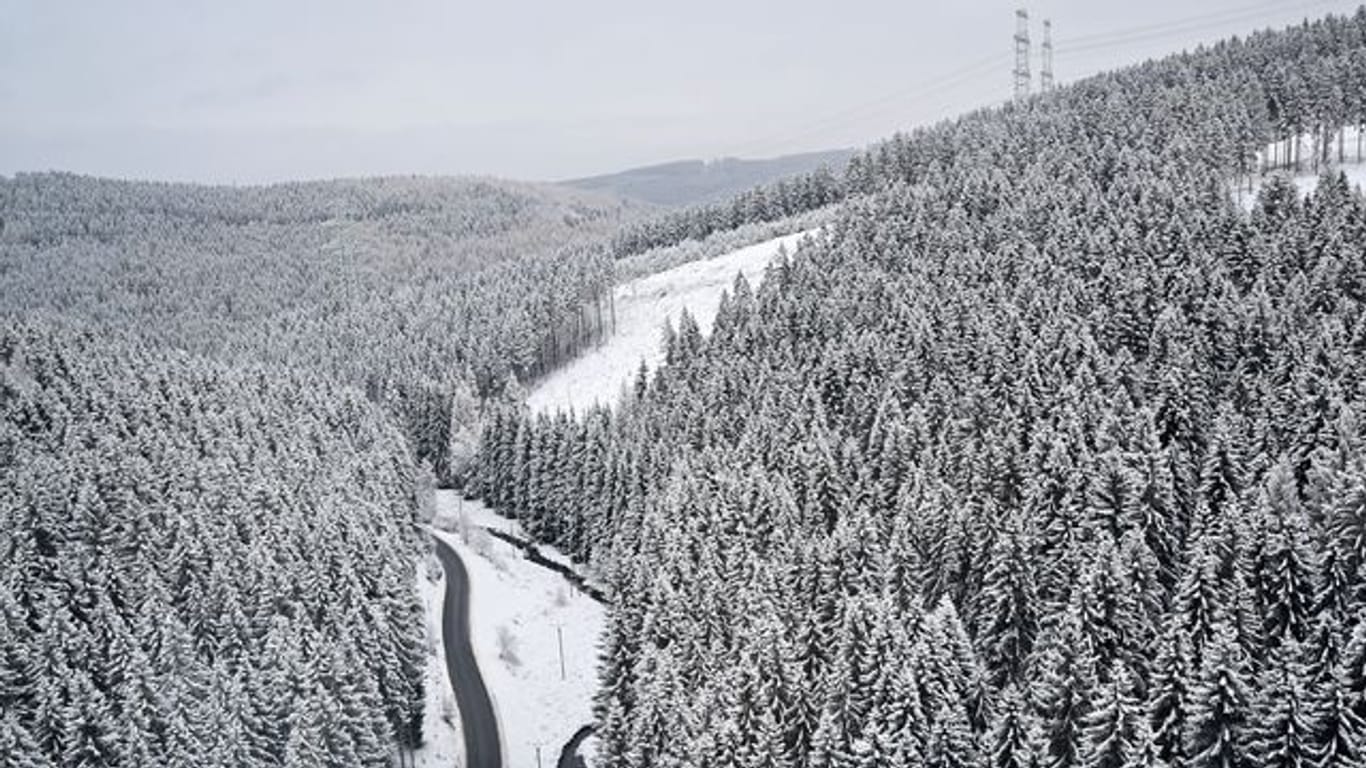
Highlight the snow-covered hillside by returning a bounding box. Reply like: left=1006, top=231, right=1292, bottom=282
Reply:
left=527, top=230, right=817, bottom=415
left=431, top=493, right=604, bottom=768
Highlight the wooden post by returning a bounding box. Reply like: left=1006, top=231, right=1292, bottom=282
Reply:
left=557, top=625, right=566, bottom=681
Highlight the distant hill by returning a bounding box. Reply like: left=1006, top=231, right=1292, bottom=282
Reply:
left=562, top=148, right=855, bottom=206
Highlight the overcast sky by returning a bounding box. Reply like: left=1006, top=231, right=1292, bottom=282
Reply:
left=1, top=0, right=1361, bottom=183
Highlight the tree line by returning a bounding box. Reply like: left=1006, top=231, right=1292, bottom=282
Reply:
left=609, top=166, right=845, bottom=260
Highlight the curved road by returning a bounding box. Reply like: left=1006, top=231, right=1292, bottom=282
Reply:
left=432, top=535, right=503, bottom=768
left=557, top=725, right=593, bottom=768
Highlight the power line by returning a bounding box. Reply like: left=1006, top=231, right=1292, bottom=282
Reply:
left=717, top=0, right=1357, bottom=159
left=1057, top=0, right=1295, bottom=46
left=718, top=52, right=1009, bottom=158
left=1055, top=0, right=1353, bottom=56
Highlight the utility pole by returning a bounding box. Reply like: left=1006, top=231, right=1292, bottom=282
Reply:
left=1013, top=8, right=1031, bottom=101
left=1041, top=19, right=1054, bottom=93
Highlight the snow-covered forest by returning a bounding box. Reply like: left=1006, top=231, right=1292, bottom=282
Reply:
left=1, top=324, right=425, bottom=765
left=475, top=11, right=1366, bottom=768
left=7, top=5, right=1366, bottom=768
left=0, top=176, right=648, bottom=765
left=608, top=166, right=845, bottom=259
left=0, top=175, right=644, bottom=486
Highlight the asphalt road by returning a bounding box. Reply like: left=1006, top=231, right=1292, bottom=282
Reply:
left=557, top=725, right=594, bottom=768
left=432, top=534, right=503, bottom=768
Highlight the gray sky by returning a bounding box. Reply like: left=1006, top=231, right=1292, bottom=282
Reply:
left=1, top=0, right=1361, bottom=183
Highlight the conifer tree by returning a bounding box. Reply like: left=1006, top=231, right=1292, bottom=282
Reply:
left=1034, top=606, right=1097, bottom=768
left=1313, top=682, right=1366, bottom=768
left=1250, top=641, right=1318, bottom=768
left=1083, top=661, right=1143, bottom=768
left=1150, top=623, right=1195, bottom=768
left=1256, top=463, right=1322, bottom=647
left=1185, top=625, right=1251, bottom=768
left=990, top=684, right=1045, bottom=768
left=977, top=513, right=1041, bottom=689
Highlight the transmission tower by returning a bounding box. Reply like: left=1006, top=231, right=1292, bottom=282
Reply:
left=1013, top=8, right=1031, bottom=101
left=1041, top=19, right=1055, bottom=92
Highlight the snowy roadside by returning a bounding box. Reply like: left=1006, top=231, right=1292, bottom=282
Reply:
left=409, top=560, right=464, bottom=768
left=430, top=493, right=604, bottom=768
left=527, top=228, right=818, bottom=415
left=454, top=497, right=605, bottom=592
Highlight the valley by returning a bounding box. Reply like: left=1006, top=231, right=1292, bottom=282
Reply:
left=7, top=6, right=1366, bottom=768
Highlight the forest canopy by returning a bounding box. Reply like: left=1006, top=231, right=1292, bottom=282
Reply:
left=0, top=322, right=427, bottom=766
left=0, top=173, right=645, bottom=483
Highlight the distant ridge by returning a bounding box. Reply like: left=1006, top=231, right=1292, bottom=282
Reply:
left=562, top=148, right=855, bottom=207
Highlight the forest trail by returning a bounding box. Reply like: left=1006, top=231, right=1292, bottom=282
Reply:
left=432, top=534, right=504, bottom=768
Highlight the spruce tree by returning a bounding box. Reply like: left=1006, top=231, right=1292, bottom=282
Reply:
left=1250, top=641, right=1318, bottom=768
left=977, top=512, right=1041, bottom=689
left=1185, top=624, right=1251, bottom=768
left=990, top=684, right=1045, bottom=768
left=1034, top=606, right=1097, bottom=768
left=1083, top=661, right=1143, bottom=768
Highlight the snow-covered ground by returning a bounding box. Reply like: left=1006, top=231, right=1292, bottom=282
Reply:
left=431, top=493, right=604, bottom=768
left=1237, top=163, right=1366, bottom=210
left=409, top=562, right=464, bottom=768
left=1255, top=125, right=1365, bottom=172
left=527, top=229, right=817, bottom=415
left=1238, top=127, right=1366, bottom=209
left=452, top=496, right=599, bottom=585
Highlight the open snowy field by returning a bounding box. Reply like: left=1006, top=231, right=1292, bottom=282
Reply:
left=431, top=493, right=605, bottom=768
left=527, top=229, right=818, bottom=415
